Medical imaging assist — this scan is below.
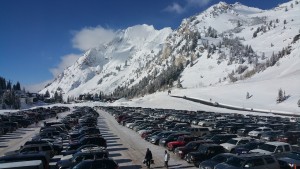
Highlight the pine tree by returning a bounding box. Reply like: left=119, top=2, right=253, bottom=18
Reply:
left=7, top=81, right=12, bottom=90
left=44, top=90, right=50, bottom=98
left=15, top=82, right=21, bottom=90
left=277, top=88, right=283, bottom=103
left=54, top=91, right=58, bottom=102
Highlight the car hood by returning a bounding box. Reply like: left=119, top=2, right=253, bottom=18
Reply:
left=221, top=143, right=235, bottom=149
left=250, top=149, right=272, bottom=155
left=215, top=163, right=240, bottom=169
left=200, top=160, right=218, bottom=168
left=278, top=157, right=300, bottom=165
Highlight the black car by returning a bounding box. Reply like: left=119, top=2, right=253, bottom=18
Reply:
left=24, top=140, right=63, bottom=155
left=0, top=152, right=49, bottom=169
left=199, top=153, right=236, bottom=169
left=208, top=134, right=237, bottom=144
left=68, top=136, right=107, bottom=150
left=185, top=144, right=226, bottom=167
left=72, top=159, right=119, bottom=169
left=56, top=149, right=109, bottom=169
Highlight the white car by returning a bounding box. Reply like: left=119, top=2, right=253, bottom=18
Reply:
left=220, top=137, right=253, bottom=152
left=250, top=141, right=292, bottom=155
left=198, top=119, right=214, bottom=127
left=248, top=127, right=272, bottom=138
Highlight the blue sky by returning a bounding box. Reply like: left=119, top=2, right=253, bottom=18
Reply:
left=0, top=0, right=288, bottom=91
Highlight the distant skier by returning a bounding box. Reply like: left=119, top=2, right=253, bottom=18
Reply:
left=168, top=90, right=171, bottom=95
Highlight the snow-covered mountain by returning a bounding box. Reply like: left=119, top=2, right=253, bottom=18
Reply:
left=40, top=24, right=172, bottom=97
left=41, top=0, right=300, bottom=112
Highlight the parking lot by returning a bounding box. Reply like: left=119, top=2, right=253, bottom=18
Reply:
left=1, top=105, right=300, bottom=169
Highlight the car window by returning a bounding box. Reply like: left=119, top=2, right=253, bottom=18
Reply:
left=284, top=145, right=291, bottom=152
left=264, top=156, right=275, bottom=164
left=239, top=140, right=249, bottom=145
left=42, top=146, right=52, bottom=151
left=276, top=146, right=283, bottom=153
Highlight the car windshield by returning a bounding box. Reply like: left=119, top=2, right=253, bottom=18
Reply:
left=226, top=157, right=245, bottom=167
left=212, top=155, right=227, bottom=162
left=259, top=144, right=276, bottom=152
left=227, top=139, right=238, bottom=145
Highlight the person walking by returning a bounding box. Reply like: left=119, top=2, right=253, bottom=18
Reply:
left=145, top=148, right=153, bottom=168
left=164, top=150, right=170, bottom=168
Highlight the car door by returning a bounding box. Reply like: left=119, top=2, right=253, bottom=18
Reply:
left=243, top=158, right=265, bottom=169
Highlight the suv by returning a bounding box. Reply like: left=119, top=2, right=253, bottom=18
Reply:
left=185, top=144, right=226, bottom=167
left=250, top=142, right=292, bottom=155
left=248, top=127, right=272, bottom=138
left=220, top=137, right=253, bottom=152
left=215, top=153, right=280, bottom=169
left=184, top=127, right=210, bottom=137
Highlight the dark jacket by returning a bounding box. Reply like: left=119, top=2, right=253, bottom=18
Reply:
left=145, top=150, right=152, bottom=160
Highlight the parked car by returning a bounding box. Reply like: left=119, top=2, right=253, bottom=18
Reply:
left=167, top=135, right=199, bottom=152
left=0, top=152, right=50, bottom=169
left=208, top=134, right=237, bottom=144
left=237, top=126, right=258, bottom=137
left=159, top=132, right=190, bottom=147
left=199, top=153, right=236, bottom=169
left=277, top=131, right=300, bottom=145
left=250, top=142, right=292, bottom=155
left=233, top=140, right=265, bottom=154
left=277, top=151, right=300, bottom=169
left=220, top=137, right=253, bottom=152
left=174, top=140, right=213, bottom=159
left=248, top=127, right=272, bottom=138
left=184, top=127, right=210, bottom=137
left=72, top=159, right=119, bottom=169
left=261, top=130, right=284, bottom=141
left=185, top=144, right=226, bottom=167
left=149, top=131, right=176, bottom=145
left=67, top=136, right=107, bottom=150
left=215, top=153, right=280, bottom=169
left=56, top=148, right=109, bottom=169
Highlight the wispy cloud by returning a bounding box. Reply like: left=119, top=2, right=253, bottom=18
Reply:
left=50, top=53, right=81, bottom=77
left=164, top=0, right=212, bottom=14
left=164, top=3, right=185, bottom=14
left=72, top=26, right=117, bottom=51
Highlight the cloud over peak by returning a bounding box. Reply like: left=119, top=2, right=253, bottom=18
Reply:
left=72, top=26, right=117, bottom=51
left=164, top=0, right=212, bottom=14
left=50, top=53, right=80, bottom=77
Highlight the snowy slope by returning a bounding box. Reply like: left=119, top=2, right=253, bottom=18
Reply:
left=41, top=1, right=300, bottom=113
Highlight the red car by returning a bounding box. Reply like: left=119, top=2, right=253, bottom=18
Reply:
left=167, top=136, right=199, bottom=152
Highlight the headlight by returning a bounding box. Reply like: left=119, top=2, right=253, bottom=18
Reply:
left=162, top=140, right=166, bottom=143
left=204, top=167, right=212, bottom=169
left=288, top=163, right=294, bottom=168
left=178, top=151, right=183, bottom=154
